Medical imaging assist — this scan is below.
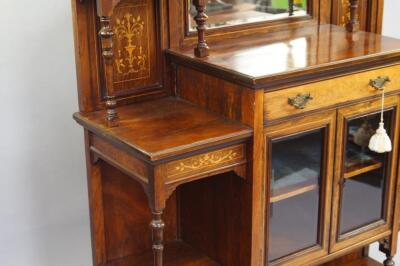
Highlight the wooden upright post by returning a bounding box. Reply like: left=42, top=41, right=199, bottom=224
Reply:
left=193, top=0, right=210, bottom=58
left=151, top=211, right=165, bottom=266
left=346, top=0, right=359, bottom=32
left=97, top=0, right=120, bottom=127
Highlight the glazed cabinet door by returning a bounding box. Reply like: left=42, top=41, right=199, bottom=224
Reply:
left=330, top=96, right=400, bottom=252
left=265, top=111, right=336, bottom=265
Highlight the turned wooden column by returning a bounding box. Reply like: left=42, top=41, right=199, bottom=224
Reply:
left=151, top=211, right=165, bottom=266
left=346, top=0, right=359, bottom=32
left=97, top=0, right=120, bottom=127
left=99, top=16, right=119, bottom=127
left=146, top=165, right=170, bottom=266
left=193, top=0, right=210, bottom=58
left=288, top=0, right=294, bottom=16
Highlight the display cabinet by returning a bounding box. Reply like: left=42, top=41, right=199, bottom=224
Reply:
left=263, top=93, right=400, bottom=266
left=71, top=0, right=400, bottom=265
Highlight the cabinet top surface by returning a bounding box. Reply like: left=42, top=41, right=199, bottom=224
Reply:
left=168, top=25, right=400, bottom=88
left=73, top=98, right=252, bottom=162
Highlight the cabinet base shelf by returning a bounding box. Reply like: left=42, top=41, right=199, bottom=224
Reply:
left=106, top=240, right=220, bottom=266
left=323, top=257, right=381, bottom=266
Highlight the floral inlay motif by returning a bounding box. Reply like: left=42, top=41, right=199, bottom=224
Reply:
left=166, top=145, right=245, bottom=178
left=174, top=150, right=238, bottom=172
left=114, top=13, right=147, bottom=75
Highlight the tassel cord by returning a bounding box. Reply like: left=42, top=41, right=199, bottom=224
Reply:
left=368, top=85, right=392, bottom=153
left=380, top=88, right=385, bottom=123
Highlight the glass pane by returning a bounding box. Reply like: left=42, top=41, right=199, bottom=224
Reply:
left=339, top=110, right=393, bottom=235
left=268, top=128, right=323, bottom=262
left=188, top=0, right=309, bottom=31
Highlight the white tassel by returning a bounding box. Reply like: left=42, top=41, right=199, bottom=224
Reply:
left=368, top=122, right=392, bottom=153
left=368, top=87, right=392, bottom=153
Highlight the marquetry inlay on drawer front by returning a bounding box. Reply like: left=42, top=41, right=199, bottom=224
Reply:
left=165, top=144, right=246, bottom=182
left=264, top=65, right=400, bottom=122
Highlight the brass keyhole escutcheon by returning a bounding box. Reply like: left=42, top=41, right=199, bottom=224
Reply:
left=288, top=93, right=313, bottom=109
left=370, top=76, right=391, bottom=90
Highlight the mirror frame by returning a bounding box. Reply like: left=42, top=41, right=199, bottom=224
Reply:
left=185, top=0, right=314, bottom=35
left=168, top=0, right=326, bottom=49
left=167, top=0, right=384, bottom=50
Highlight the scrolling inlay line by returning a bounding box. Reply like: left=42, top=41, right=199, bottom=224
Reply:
left=166, top=145, right=245, bottom=178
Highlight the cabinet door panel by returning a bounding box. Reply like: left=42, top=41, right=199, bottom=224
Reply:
left=269, top=129, right=323, bottom=261
left=330, top=96, right=400, bottom=252
left=339, top=110, right=392, bottom=235
left=340, top=169, right=387, bottom=234
left=265, top=111, right=335, bottom=265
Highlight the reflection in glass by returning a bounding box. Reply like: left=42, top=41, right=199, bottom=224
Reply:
left=188, top=0, right=309, bottom=31
left=339, top=110, right=393, bottom=235
left=268, top=129, right=323, bottom=261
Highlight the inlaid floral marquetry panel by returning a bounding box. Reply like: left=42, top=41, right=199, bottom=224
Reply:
left=166, top=145, right=246, bottom=181
left=113, top=3, right=150, bottom=83
left=110, top=0, right=159, bottom=94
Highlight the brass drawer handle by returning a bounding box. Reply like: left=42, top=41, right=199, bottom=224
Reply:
left=370, top=76, right=390, bottom=90
left=288, top=93, right=313, bottom=109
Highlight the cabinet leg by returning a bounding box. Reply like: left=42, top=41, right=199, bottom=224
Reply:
left=380, top=238, right=396, bottom=266
left=384, top=256, right=395, bottom=266
left=150, top=211, right=165, bottom=266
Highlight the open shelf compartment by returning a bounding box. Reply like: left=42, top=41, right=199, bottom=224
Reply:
left=100, top=163, right=250, bottom=266
left=107, top=241, right=219, bottom=266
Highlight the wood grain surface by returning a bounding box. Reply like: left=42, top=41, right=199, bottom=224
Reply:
left=74, top=97, right=253, bottom=162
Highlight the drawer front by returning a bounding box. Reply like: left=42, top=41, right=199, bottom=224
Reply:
left=165, top=144, right=246, bottom=183
left=264, top=65, right=400, bottom=122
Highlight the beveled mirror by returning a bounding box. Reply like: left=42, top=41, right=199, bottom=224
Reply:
left=188, top=0, right=310, bottom=32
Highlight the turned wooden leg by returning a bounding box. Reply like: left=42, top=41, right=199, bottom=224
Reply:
left=150, top=211, right=165, bottom=266
left=384, top=256, right=395, bottom=266
left=380, top=238, right=396, bottom=266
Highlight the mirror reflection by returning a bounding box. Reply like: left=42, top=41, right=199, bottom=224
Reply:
left=188, top=0, right=309, bottom=31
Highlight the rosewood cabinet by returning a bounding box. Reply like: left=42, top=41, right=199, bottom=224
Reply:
left=71, top=0, right=400, bottom=265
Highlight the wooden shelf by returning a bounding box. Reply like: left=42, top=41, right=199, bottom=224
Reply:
left=329, top=257, right=381, bottom=266
left=107, top=241, right=220, bottom=266
left=344, top=160, right=383, bottom=179
left=344, top=141, right=384, bottom=179
left=74, top=97, right=252, bottom=162
left=270, top=178, right=318, bottom=203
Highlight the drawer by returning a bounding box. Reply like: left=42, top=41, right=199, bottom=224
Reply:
left=264, top=65, right=400, bottom=122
